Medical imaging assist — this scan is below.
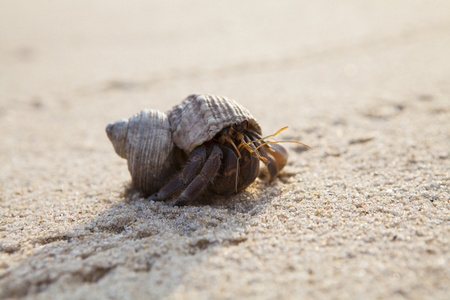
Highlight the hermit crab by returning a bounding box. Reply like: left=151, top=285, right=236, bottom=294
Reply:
left=106, top=94, right=310, bottom=206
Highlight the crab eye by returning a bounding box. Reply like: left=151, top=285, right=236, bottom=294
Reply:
left=229, top=123, right=240, bottom=135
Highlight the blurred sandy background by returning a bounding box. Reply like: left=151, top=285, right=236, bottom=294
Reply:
left=1, top=1, right=449, bottom=299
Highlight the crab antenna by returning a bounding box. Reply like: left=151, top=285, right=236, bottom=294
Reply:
left=238, top=141, right=269, bottom=163
left=235, top=157, right=240, bottom=193
left=226, top=133, right=268, bottom=163
left=254, top=140, right=314, bottom=151
left=238, top=126, right=289, bottom=150
left=225, top=136, right=242, bottom=159
left=239, top=125, right=314, bottom=152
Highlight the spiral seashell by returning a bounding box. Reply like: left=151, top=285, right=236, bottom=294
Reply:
left=106, top=109, right=178, bottom=195
left=169, top=94, right=262, bottom=152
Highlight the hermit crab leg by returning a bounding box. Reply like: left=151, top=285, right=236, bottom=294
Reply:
left=222, top=135, right=242, bottom=192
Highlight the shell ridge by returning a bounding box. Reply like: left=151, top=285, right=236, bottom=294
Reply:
left=112, top=109, right=175, bottom=194
left=169, top=94, right=261, bottom=152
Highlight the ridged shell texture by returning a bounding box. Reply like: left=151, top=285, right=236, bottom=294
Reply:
left=106, top=109, right=175, bottom=194
left=169, top=94, right=261, bottom=152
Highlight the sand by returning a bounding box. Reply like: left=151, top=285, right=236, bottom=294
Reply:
left=1, top=1, right=449, bottom=299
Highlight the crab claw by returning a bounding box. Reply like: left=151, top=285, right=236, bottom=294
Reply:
left=265, top=143, right=289, bottom=173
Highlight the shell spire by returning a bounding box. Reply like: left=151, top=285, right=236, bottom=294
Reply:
left=106, top=109, right=178, bottom=195
left=106, top=119, right=129, bottom=159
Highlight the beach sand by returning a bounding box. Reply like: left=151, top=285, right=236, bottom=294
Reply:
left=1, top=1, right=449, bottom=299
